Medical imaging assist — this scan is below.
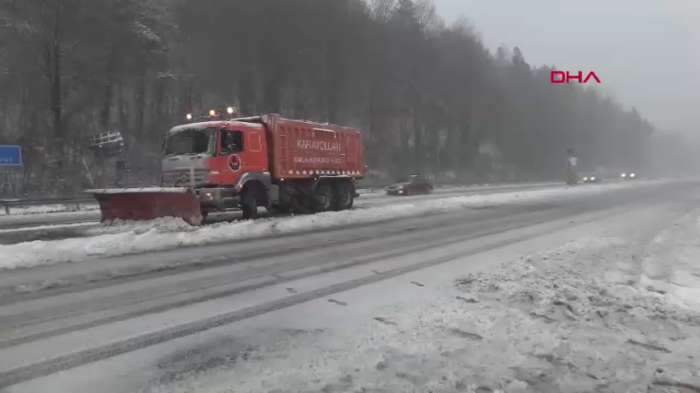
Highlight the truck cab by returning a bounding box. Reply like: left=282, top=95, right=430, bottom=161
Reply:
left=162, top=120, right=271, bottom=216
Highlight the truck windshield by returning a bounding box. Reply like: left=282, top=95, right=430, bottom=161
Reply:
left=164, top=128, right=216, bottom=156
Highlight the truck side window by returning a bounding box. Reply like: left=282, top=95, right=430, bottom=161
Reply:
left=220, top=130, right=244, bottom=155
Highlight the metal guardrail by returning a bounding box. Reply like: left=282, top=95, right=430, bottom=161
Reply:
left=0, top=197, right=96, bottom=215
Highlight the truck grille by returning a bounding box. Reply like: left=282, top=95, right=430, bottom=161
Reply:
left=162, top=170, right=209, bottom=187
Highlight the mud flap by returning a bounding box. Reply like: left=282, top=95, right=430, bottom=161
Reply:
left=85, top=187, right=203, bottom=226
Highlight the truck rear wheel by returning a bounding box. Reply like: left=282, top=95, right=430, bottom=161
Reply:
left=241, top=189, right=259, bottom=220
left=332, top=182, right=354, bottom=211
left=313, top=183, right=333, bottom=212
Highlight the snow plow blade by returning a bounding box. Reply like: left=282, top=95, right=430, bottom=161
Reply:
left=85, top=187, right=203, bottom=226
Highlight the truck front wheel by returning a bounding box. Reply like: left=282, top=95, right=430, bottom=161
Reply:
left=332, top=182, right=354, bottom=211
left=241, top=189, right=259, bottom=220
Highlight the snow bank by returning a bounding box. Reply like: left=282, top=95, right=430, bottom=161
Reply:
left=429, top=238, right=700, bottom=392
left=436, top=240, right=699, bottom=391
left=0, top=181, right=658, bottom=269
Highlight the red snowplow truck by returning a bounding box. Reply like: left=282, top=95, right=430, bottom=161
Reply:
left=86, top=113, right=364, bottom=225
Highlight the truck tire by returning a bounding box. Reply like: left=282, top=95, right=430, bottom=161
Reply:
left=241, top=189, right=259, bottom=220
left=332, top=181, right=354, bottom=211
left=270, top=205, right=291, bottom=215
left=313, top=183, right=333, bottom=212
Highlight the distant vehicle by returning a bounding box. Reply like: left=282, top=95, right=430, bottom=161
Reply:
left=385, top=175, right=433, bottom=196
left=620, top=172, right=637, bottom=180
left=581, top=175, right=602, bottom=183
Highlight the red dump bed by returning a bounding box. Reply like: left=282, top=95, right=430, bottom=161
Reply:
left=261, top=115, right=364, bottom=180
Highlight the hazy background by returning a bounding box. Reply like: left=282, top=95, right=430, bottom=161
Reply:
left=433, top=0, right=700, bottom=133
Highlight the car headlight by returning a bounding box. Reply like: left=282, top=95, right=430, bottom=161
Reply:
left=621, top=173, right=626, bottom=177
left=583, top=177, right=588, bottom=181
left=590, top=177, right=596, bottom=180
left=630, top=173, right=635, bottom=178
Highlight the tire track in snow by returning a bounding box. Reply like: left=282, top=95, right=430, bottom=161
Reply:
left=0, top=205, right=575, bottom=349
left=0, top=183, right=685, bottom=335
left=0, top=181, right=693, bottom=389
left=0, top=206, right=621, bottom=388
left=639, top=206, right=700, bottom=300
left=0, top=201, right=554, bottom=304
left=0, top=183, right=562, bottom=238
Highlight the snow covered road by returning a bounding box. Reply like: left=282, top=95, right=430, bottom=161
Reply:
left=0, top=182, right=564, bottom=246
left=0, top=182, right=648, bottom=268
left=1, top=180, right=699, bottom=392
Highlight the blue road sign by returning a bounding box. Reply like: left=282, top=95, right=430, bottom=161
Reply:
left=0, top=145, right=22, bottom=167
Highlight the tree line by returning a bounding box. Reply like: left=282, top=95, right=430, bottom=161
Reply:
left=0, top=0, right=689, bottom=196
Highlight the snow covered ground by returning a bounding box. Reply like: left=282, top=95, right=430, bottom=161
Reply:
left=212, top=228, right=700, bottom=393
left=143, top=195, right=700, bottom=392
left=641, top=211, right=700, bottom=312
left=0, top=181, right=656, bottom=270
left=8, top=181, right=700, bottom=393
left=204, top=196, right=697, bottom=393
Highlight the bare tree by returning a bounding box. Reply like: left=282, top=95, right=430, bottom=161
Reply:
left=0, top=0, right=671, bottom=196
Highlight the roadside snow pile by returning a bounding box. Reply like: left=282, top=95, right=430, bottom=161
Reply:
left=0, top=181, right=659, bottom=269
left=439, top=239, right=700, bottom=392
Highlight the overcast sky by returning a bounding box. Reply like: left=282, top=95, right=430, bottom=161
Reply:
left=432, top=0, right=699, bottom=133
